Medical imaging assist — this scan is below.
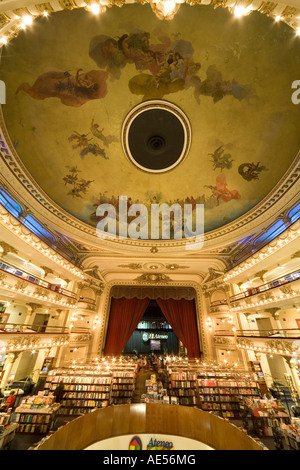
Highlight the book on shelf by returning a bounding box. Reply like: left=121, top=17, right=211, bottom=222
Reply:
left=0, top=412, right=11, bottom=426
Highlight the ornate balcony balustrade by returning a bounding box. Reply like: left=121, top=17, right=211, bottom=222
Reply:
left=0, top=259, right=77, bottom=299
left=214, top=328, right=300, bottom=358
left=209, top=299, right=229, bottom=313
left=230, top=269, right=300, bottom=303
left=0, top=323, right=91, bottom=352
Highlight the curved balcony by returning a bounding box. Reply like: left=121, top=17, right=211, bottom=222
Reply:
left=77, top=296, right=96, bottom=312
left=230, top=269, right=300, bottom=303
left=229, top=270, right=300, bottom=313
left=0, top=185, right=80, bottom=267
left=214, top=328, right=300, bottom=358
left=0, top=259, right=77, bottom=300
left=209, top=299, right=229, bottom=314
left=0, top=323, right=91, bottom=353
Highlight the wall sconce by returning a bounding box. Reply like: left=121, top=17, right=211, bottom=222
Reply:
left=205, top=317, right=213, bottom=332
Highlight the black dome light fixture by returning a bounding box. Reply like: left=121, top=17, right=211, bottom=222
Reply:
left=122, top=100, right=191, bottom=174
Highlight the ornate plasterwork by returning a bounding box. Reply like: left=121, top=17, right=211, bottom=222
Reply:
left=118, top=263, right=143, bottom=270
left=96, top=279, right=207, bottom=357
left=0, top=130, right=298, bottom=254
left=77, top=276, right=105, bottom=296
left=165, top=264, right=189, bottom=270
left=134, top=273, right=172, bottom=283
left=213, top=336, right=236, bottom=347
left=237, top=337, right=253, bottom=346
left=0, top=3, right=299, bottom=256
left=70, top=333, right=92, bottom=343
left=0, top=241, right=18, bottom=256
left=117, top=262, right=189, bottom=271
left=6, top=333, right=70, bottom=351
left=0, top=0, right=300, bottom=43
left=267, top=338, right=295, bottom=353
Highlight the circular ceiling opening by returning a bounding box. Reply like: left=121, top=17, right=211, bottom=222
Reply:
left=122, top=100, right=191, bottom=173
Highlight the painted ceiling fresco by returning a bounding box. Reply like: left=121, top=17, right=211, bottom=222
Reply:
left=0, top=4, right=299, bottom=238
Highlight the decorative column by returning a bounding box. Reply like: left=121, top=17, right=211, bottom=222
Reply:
left=284, top=357, right=300, bottom=400
left=25, top=303, right=42, bottom=326
left=266, top=308, right=283, bottom=336
left=0, top=352, right=19, bottom=390
left=203, top=291, right=214, bottom=361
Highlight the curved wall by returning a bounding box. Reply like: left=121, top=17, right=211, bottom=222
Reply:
left=35, top=403, right=265, bottom=451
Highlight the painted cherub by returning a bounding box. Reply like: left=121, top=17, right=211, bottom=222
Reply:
left=90, top=119, right=118, bottom=147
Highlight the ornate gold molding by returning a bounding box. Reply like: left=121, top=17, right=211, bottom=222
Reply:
left=134, top=273, right=172, bottom=283
left=0, top=1, right=298, bottom=257
left=97, top=279, right=206, bottom=357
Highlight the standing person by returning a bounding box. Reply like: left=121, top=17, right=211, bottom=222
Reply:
left=158, top=369, right=167, bottom=389
left=53, top=380, right=64, bottom=403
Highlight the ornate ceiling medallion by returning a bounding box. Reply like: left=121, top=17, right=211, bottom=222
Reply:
left=122, top=100, right=191, bottom=174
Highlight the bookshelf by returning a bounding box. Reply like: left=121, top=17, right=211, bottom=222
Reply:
left=43, top=361, right=138, bottom=412
left=244, top=397, right=290, bottom=437
left=197, top=375, right=260, bottom=419
left=14, top=395, right=60, bottom=434
left=166, top=361, right=261, bottom=418
left=44, top=367, right=112, bottom=416
left=111, top=366, right=137, bottom=405
left=168, top=372, right=198, bottom=406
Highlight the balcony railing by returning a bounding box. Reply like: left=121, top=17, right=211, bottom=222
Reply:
left=214, top=328, right=300, bottom=340
left=210, top=300, right=228, bottom=307
left=230, top=269, right=300, bottom=303
left=0, top=184, right=80, bottom=267
left=0, top=259, right=77, bottom=299
left=78, top=296, right=96, bottom=305
left=0, top=323, right=90, bottom=335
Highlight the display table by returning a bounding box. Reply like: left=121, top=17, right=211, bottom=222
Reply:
left=15, top=395, right=61, bottom=434
left=244, top=397, right=290, bottom=437
left=280, top=419, right=300, bottom=450
left=0, top=423, right=19, bottom=449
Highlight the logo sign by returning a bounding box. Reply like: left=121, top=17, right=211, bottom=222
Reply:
left=142, top=332, right=149, bottom=342
left=129, top=436, right=142, bottom=450
left=142, top=332, right=168, bottom=342
left=147, top=438, right=174, bottom=450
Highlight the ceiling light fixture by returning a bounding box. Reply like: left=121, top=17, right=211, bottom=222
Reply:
left=163, top=0, right=177, bottom=14
left=89, top=3, right=100, bottom=15
left=150, top=0, right=181, bottom=21
left=21, top=15, right=33, bottom=27
left=232, top=3, right=254, bottom=18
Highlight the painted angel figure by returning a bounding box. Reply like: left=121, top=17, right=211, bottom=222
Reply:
left=209, top=145, right=234, bottom=171
left=90, top=119, right=118, bottom=147
left=68, top=131, right=92, bottom=149
left=205, top=174, right=241, bottom=204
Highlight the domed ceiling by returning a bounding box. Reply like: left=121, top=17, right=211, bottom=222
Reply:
left=0, top=3, right=299, bottom=240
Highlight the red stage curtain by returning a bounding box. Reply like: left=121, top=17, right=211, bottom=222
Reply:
left=156, top=298, right=201, bottom=358
left=104, top=297, right=150, bottom=355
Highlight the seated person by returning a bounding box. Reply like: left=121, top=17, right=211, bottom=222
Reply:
left=0, top=390, right=16, bottom=412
